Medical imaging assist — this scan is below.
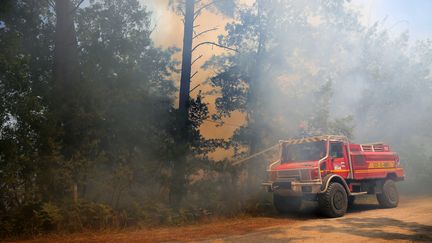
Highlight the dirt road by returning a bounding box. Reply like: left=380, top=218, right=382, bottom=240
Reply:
left=16, top=196, right=432, bottom=243
left=211, top=196, right=432, bottom=242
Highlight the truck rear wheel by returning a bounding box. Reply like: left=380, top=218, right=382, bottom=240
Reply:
left=318, top=182, right=348, bottom=217
left=376, top=179, right=399, bottom=208
left=273, top=194, right=302, bottom=214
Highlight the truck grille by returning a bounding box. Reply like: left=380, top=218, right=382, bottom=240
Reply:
left=277, top=169, right=312, bottom=181
left=277, top=170, right=300, bottom=180
left=300, top=170, right=312, bottom=181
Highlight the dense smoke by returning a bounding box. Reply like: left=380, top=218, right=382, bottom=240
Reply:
left=205, top=0, right=432, bottom=193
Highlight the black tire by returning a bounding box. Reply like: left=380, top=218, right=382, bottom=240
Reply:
left=318, top=182, right=348, bottom=218
left=273, top=194, right=302, bottom=214
left=376, top=179, right=399, bottom=208
left=348, top=196, right=355, bottom=208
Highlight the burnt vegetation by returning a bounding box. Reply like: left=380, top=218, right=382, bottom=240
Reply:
left=0, top=0, right=431, bottom=238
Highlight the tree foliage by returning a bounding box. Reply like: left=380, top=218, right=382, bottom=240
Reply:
left=0, top=0, right=180, bottom=235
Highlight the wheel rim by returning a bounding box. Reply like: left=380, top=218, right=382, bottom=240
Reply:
left=333, top=191, right=345, bottom=210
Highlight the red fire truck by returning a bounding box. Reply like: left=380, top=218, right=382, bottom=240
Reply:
left=262, top=135, right=405, bottom=217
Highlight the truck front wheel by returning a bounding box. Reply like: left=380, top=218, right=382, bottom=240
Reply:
left=273, top=194, right=302, bottom=214
left=318, top=182, right=348, bottom=217
left=376, top=179, right=399, bottom=208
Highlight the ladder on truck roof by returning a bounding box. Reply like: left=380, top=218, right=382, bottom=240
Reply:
left=360, top=142, right=386, bottom=152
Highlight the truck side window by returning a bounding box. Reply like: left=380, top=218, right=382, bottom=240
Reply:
left=330, top=142, right=344, bottom=158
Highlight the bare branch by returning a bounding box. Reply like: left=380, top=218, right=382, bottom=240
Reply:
left=194, top=0, right=222, bottom=20
left=204, top=118, right=244, bottom=128
left=149, top=22, right=158, bottom=35
left=192, top=54, right=203, bottom=66
left=70, top=0, right=85, bottom=13
left=193, top=27, right=218, bottom=40
left=193, top=24, right=201, bottom=28
left=190, top=71, right=199, bottom=80
left=192, top=41, right=238, bottom=53
left=179, top=7, right=185, bottom=17
left=190, top=84, right=201, bottom=93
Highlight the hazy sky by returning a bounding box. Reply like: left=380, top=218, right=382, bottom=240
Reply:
left=145, top=0, right=431, bottom=45
left=351, top=0, right=432, bottom=41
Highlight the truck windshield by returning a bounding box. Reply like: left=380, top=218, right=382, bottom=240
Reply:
left=281, top=141, right=326, bottom=163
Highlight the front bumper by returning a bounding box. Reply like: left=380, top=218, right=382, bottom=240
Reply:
left=262, top=180, right=322, bottom=196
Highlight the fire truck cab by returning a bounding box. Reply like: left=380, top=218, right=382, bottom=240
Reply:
left=262, top=135, right=404, bottom=217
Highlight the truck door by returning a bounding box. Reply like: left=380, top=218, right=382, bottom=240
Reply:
left=329, top=142, right=350, bottom=177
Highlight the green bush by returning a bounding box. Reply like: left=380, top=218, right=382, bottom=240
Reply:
left=59, top=201, right=118, bottom=231
left=35, top=202, right=63, bottom=231
left=0, top=202, right=44, bottom=237
left=0, top=200, right=120, bottom=237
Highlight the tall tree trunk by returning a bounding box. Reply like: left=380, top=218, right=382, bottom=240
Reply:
left=178, top=0, right=195, bottom=115
left=246, top=0, right=266, bottom=194
left=54, top=0, right=79, bottom=90
left=169, top=0, right=195, bottom=206
left=53, top=0, right=80, bottom=204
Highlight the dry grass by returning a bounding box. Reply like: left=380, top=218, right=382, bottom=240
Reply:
left=8, top=195, right=430, bottom=242
left=13, top=216, right=295, bottom=243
